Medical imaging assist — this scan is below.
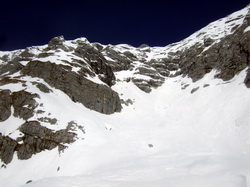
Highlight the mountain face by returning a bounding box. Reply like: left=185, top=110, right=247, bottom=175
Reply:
left=1, top=5, right=250, bottom=187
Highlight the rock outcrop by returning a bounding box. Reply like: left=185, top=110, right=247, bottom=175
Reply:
left=74, top=42, right=116, bottom=86
left=12, top=90, right=39, bottom=120
left=102, top=46, right=132, bottom=71
left=0, top=135, right=17, bottom=164
left=21, top=60, right=121, bottom=114
left=166, top=8, right=250, bottom=83
left=0, top=90, right=12, bottom=122
left=0, top=121, right=77, bottom=164
left=0, top=89, right=39, bottom=121
left=177, top=21, right=250, bottom=82
left=244, top=68, right=250, bottom=87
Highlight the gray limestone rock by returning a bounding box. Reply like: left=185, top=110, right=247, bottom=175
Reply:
left=15, top=121, right=77, bottom=160
left=0, top=54, right=10, bottom=62
left=0, top=90, right=12, bottom=122
left=48, top=36, right=65, bottom=46
left=12, top=90, right=39, bottom=120
left=21, top=60, right=121, bottom=114
left=19, top=49, right=35, bottom=60
left=0, top=89, right=39, bottom=122
left=0, top=77, right=26, bottom=86
left=37, top=52, right=54, bottom=58
left=204, top=37, right=215, bottom=47
left=191, top=87, right=200, bottom=94
left=132, top=65, right=165, bottom=93
left=244, top=68, right=250, bottom=88
left=0, top=135, right=18, bottom=164
left=19, top=121, right=77, bottom=144
left=37, top=117, right=57, bottom=125
left=32, top=82, right=52, bottom=93
left=0, top=120, right=78, bottom=164
left=104, top=47, right=132, bottom=71
left=177, top=14, right=250, bottom=83
left=0, top=60, right=23, bottom=76
left=74, top=43, right=116, bottom=86
left=132, top=78, right=152, bottom=93
left=17, top=135, right=58, bottom=160
left=45, top=36, right=70, bottom=51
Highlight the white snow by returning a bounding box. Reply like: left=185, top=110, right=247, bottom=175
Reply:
left=0, top=4, right=250, bottom=187
left=0, top=111, right=25, bottom=137
left=244, top=26, right=250, bottom=33
left=103, top=55, right=116, bottom=62
left=0, top=69, right=249, bottom=187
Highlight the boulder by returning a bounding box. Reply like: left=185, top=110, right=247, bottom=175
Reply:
left=12, top=90, right=39, bottom=120
left=16, top=121, right=77, bottom=160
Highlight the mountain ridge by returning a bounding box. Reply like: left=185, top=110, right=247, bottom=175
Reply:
left=0, top=4, right=250, bottom=187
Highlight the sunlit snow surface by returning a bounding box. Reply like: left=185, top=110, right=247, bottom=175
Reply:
left=0, top=5, right=250, bottom=187
left=0, top=69, right=249, bottom=187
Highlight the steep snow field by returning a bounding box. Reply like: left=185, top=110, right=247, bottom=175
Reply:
left=1, top=69, right=250, bottom=187
left=0, top=5, right=249, bottom=187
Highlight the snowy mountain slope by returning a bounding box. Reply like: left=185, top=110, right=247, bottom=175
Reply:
left=0, top=4, right=250, bottom=187
left=4, top=70, right=250, bottom=187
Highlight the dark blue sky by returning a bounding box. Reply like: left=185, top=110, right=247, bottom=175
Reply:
left=0, top=0, right=249, bottom=51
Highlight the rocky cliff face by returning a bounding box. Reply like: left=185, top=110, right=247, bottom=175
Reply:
left=177, top=12, right=250, bottom=82
left=21, top=60, right=121, bottom=114
left=0, top=120, right=77, bottom=164
left=0, top=5, right=250, bottom=165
